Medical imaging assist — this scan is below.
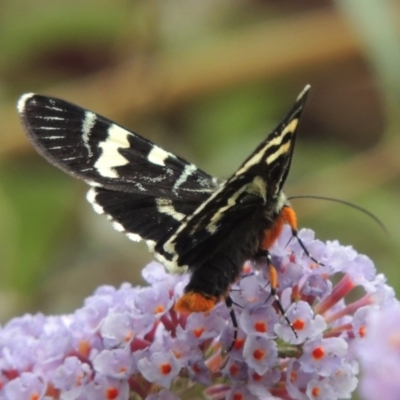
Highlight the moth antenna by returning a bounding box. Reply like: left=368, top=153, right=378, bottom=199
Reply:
left=288, top=195, right=388, bottom=234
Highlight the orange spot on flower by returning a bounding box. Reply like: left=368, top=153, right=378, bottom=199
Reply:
left=154, top=304, right=165, bottom=314
left=78, top=340, right=91, bottom=358
left=311, top=386, right=320, bottom=397
left=252, top=372, right=262, bottom=382
left=253, top=348, right=265, bottom=361
left=233, top=338, right=245, bottom=351
left=124, top=331, right=133, bottom=342
left=30, top=394, right=39, bottom=400
left=191, top=363, right=202, bottom=374
left=193, top=328, right=205, bottom=338
left=45, top=383, right=59, bottom=398
left=233, top=394, right=244, bottom=400
left=106, top=387, right=119, bottom=399
left=290, top=370, right=298, bottom=383
left=160, top=363, right=172, bottom=375
left=359, top=326, right=366, bottom=338
left=292, top=319, right=305, bottom=331
left=172, top=349, right=183, bottom=359
left=312, top=347, right=325, bottom=360
left=229, top=364, right=239, bottom=377
left=254, top=321, right=267, bottom=333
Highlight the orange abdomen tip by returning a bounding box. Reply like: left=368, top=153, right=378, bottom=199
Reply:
left=175, top=292, right=217, bottom=313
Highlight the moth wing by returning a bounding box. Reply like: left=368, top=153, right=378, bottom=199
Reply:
left=18, top=94, right=219, bottom=262
left=18, top=94, right=218, bottom=200
left=160, top=85, right=310, bottom=267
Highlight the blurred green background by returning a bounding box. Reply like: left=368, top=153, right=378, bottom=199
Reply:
left=0, top=0, right=399, bottom=340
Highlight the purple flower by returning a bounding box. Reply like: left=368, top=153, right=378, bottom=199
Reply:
left=226, top=383, right=260, bottom=400
left=3, top=372, right=46, bottom=400
left=299, top=336, right=348, bottom=376
left=242, top=335, right=278, bottom=375
left=240, top=305, right=279, bottom=338
left=179, top=311, right=225, bottom=344
left=100, top=312, right=135, bottom=348
left=52, top=356, right=91, bottom=392
left=134, top=283, right=174, bottom=317
left=137, top=351, right=181, bottom=389
left=186, top=358, right=212, bottom=386
left=0, top=226, right=396, bottom=399
left=93, top=346, right=133, bottom=379
left=222, top=358, right=249, bottom=381
left=84, top=375, right=129, bottom=400
left=357, top=303, right=400, bottom=400
left=275, top=301, right=326, bottom=344
left=247, top=367, right=280, bottom=398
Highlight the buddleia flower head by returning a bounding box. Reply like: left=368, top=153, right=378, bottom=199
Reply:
left=0, top=226, right=396, bottom=400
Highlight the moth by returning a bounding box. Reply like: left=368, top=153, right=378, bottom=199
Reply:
left=18, top=85, right=310, bottom=325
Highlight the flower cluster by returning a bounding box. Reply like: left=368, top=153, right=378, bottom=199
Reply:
left=0, top=225, right=396, bottom=399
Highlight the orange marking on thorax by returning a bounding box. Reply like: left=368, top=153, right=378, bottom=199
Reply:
left=175, top=292, right=218, bottom=313
left=261, top=206, right=297, bottom=250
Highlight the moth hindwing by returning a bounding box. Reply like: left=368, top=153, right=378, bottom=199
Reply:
left=18, top=85, right=310, bottom=315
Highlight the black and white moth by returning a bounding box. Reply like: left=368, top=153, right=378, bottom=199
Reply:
left=18, top=85, right=310, bottom=319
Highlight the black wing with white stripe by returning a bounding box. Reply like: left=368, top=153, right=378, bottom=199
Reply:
left=18, top=94, right=218, bottom=200
left=18, top=94, right=219, bottom=255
